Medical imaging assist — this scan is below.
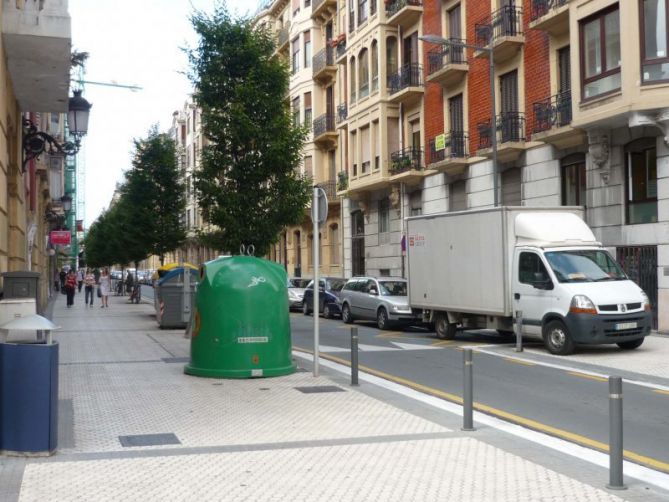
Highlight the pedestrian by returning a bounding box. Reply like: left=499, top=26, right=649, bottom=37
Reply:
left=125, top=272, right=134, bottom=295
left=84, top=268, right=96, bottom=307
left=99, top=267, right=111, bottom=308
left=59, top=268, right=66, bottom=292
left=77, top=268, right=84, bottom=293
left=64, top=269, right=77, bottom=308
left=93, top=267, right=101, bottom=284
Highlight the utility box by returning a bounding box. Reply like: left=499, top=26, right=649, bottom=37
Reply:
left=0, top=299, right=37, bottom=343
left=185, top=256, right=295, bottom=378
left=1, top=272, right=41, bottom=314
left=155, top=267, right=199, bottom=329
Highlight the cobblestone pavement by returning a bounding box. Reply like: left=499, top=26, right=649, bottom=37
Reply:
left=1, top=292, right=666, bottom=501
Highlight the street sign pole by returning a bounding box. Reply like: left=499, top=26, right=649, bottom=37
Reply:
left=312, top=187, right=328, bottom=378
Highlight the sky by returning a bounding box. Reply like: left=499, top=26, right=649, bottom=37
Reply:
left=69, top=0, right=254, bottom=227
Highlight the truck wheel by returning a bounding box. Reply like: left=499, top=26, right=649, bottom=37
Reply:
left=617, top=338, right=644, bottom=350
left=342, top=303, right=353, bottom=324
left=543, top=320, right=575, bottom=355
left=377, top=307, right=390, bottom=330
left=435, top=313, right=457, bottom=340
left=302, top=302, right=311, bottom=316
left=323, top=304, right=332, bottom=319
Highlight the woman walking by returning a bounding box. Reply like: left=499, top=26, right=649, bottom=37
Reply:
left=84, top=268, right=96, bottom=307
left=64, top=270, right=77, bottom=308
left=99, top=268, right=111, bottom=308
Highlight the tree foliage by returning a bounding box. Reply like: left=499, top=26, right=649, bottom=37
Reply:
left=188, top=6, right=311, bottom=256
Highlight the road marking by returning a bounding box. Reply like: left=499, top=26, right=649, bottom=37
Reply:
left=566, top=371, right=608, bottom=383
left=431, top=340, right=454, bottom=347
left=390, top=342, right=441, bottom=351
left=376, top=331, right=405, bottom=338
left=654, top=389, right=669, bottom=396
left=503, top=357, right=536, bottom=366
left=293, top=346, right=669, bottom=478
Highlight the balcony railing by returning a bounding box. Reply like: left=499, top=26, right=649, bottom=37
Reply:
left=337, top=103, right=348, bottom=124
left=277, top=23, right=290, bottom=48
left=390, top=147, right=424, bottom=174
left=532, top=91, right=572, bottom=133
left=385, top=0, right=422, bottom=19
left=313, top=113, right=336, bottom=137
left=475, top=6, right=523, bottom=46
left=531, top=0, right=568, bottom=21
left=313, top=47, right=335, bottom=74
left=428, top=132, right=469, bottom=164
left=478, top=112, right=526, bottom=149
left=387, top=63, right=423, bottom=94
left=317, top=180, right=337, bottom=199
left=336, top=41, right=347, bottom=60
left=427, top=39, right=467, bottom=75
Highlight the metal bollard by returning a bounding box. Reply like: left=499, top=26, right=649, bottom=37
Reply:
left=462, top=348, right=475, bottom=431
left=515, top=310, right=523, bottom=352
left=607, top=376, right=626, bottom=490
left=351, top=327, right=359, bottom=386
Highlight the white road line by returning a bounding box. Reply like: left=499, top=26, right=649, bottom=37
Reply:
left=474, top=347, right=669, bottom=393
left=293, top=351, right=669, bottom=491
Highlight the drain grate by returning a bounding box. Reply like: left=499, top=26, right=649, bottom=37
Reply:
left=162, top=357, right=189, bottom=364
left=294, top=385, right=345, bottom=394
left=119, top=433, right=181, bottom=447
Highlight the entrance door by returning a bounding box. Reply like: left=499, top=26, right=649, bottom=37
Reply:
left=500, top=70, right=519, bottom=142
left=617, top=246, right=658, bottom=329
left=351, top=210, right=365, bottom=276
left=449, top=94, right=465, bottom=156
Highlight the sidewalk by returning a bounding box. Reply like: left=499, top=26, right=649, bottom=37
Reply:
left=1, top=292, right=668, bottom=501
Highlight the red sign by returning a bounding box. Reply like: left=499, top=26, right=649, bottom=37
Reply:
left=50, top=230, right=71, bottom=245
left=76, top=220, right=84, bottom=232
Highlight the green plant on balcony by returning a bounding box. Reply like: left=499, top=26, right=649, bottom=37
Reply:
left=337, top=171, right=349, bottom=191
left=390, top=156, right=411, bottom=174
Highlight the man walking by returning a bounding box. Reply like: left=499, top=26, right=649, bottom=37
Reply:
left=64, top=270, right=77, bottom=308
left=84, top=268, right=96, bottom=307
left=77, top=268, right=85, bottom=293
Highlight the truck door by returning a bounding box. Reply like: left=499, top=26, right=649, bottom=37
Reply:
left=513, top=250, right=556, bottom=336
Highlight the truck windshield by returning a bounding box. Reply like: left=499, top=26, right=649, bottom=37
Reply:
left=544, top=250, right=627, bottom=283
left=379, top=281, right=407, bottom=296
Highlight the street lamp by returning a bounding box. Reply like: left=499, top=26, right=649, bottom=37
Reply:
left=60, top=194, right=73, bottom=213
left=419, top=34, right=499, bottom=207
left=22, top=89, right=93, bottom=170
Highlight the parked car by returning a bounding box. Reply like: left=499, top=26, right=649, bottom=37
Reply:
left=302, top=277, right=347, bottom=318
left=287, top=278, right=310, bottom=311
left=339, top=276, right=421, bottom=330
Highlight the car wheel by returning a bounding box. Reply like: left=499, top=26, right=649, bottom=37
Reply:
left=323, top=304, right=332, bottom=319
left=377, top=307, right=390, bottom=330
left=543, top=320, right=575, bottom=355
left=342, top=303, right=353, bottom=324
left=302, top=301, right=310, bottom=316
left=617, top=338, right=644, bottom=350
left=434, top=312, right=457, bottom=340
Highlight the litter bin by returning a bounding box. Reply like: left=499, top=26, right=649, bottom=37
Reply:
left=155, top=267, right=198, bottom=329
left=1, top=271, right=41, bottom=313
left=185, top=255, right=295, bottom=378
left=0, top=314, right=59, bottom=456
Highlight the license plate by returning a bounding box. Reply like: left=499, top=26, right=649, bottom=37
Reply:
left=615, top=322, right=637, bottom=331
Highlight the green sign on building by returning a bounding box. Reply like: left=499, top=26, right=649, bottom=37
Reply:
left=435, top=134, right=446, bottom=151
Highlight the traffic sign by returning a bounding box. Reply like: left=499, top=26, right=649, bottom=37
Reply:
left=312, top=187, right=328, bottom=225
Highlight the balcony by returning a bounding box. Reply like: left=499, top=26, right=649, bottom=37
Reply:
left=312, top=47, right=336, bottom=84
left=387, top=63, right=424, bottom=105
left=389, top=147, right=429, bottom=185
left=426, top=40, right=468, bottom=87
left=312, top=113, right=337, bottom=148
left=532, top=91, right=584, bottom=148
left=312, top=0, right=337, bottom=23
left=317, top=180, right=340, bottom=203
left=428, top=132, right=469, bottom=176
left=276, top=23, right=290, bottom=52
left=348, top=170, right=391, bottom=198
left=477, top=112, right=527, bottom=162
left=385, top=0, right=423, bottom=31
left=336, top=103, right=348, bottom=127
left=530, top=0, right=569, bottom=36
left=2, top=0, right=71, bottom=112
left=474, top=6, right=524, bottom=64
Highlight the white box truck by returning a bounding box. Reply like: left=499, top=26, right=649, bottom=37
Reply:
left=406, top=207, right=652, bottom=355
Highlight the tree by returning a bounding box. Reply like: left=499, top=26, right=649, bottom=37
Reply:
left=188, top=6, right=311, bottom=256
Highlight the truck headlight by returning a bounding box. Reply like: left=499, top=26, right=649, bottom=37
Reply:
left=569, top=295, right=597, bottom=315
left=641, top=291, right=651, bottom=312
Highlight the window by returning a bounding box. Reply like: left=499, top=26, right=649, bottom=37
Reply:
left=305, top=0, right=311, bottom=6
left=371, top=41, right=379, bottom=92
left=292, top=0, right=300, bottom=15
left=292, top=38, right=300, bottom=74
left=561, top=154, right=586, bottom=206
left=350, top=57, right=357, bottom=102
left=641, top=0, right=669, bottom=82
left=386, top=37, right=398, bottom=76
left=292, top=96, right=300, bottom=127
left=330, top=224, right=340, bottom=264
left=359, top=49, right=369, bottom=97
left=304, top=31, right=311, bottom=68
left=304, top=92, right=312, bottom=128
left=450, top=180, right=466, bottom=211
left=359, top=0, right=368, bottom=25
left=378, top=198, right=390, bottom=234
left=304, top=156, right=313, bottom=179
left=501, top=167, right=522, bottom=206
left=626, top=138, right=658, bottom=224
left=518, top=252, right=550, bottom=284
left=409, top=190, right=422, bottom=216
left=580, top=6, right=621, bottom=99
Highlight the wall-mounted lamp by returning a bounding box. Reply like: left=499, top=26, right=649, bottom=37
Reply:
left=60, top=194, right=73, bottom=213
left=22, top=90, right=92, bottom=169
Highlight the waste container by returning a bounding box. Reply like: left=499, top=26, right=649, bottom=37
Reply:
left=155, top=267, right=198, bottom=329
left=1, top=271, right=41, bottom=313
left=0, top=314, right=59, bottom=456
left=185, top=255, right=295, bottom=378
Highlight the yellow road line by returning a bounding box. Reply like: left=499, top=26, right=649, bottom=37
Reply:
left=504, top=357, right=536, bottom=366
left=431, top=340, right=454, bottom=347
left=653, top=389, right=669, bottom=396
left=294, top=345, right=669, bottom=474
left=567, top=371, right=608, bottom=383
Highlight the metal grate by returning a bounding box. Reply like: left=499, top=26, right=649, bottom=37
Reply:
left=617, top=246, right=658, bottom=329
left=119, top=433, right=181, bottom=447
left=294, top=386, right=345, bottom=394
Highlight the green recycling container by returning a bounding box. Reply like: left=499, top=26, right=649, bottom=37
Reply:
left=184, top=256, right=295, bottom=378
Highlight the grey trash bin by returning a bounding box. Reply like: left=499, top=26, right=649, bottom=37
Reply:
left=155, top=268, right=198, bottom=329
left=1, top=272, right=41, bottom=313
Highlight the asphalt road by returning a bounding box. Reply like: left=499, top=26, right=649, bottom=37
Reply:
left=289, top=312, right=669, bottom=474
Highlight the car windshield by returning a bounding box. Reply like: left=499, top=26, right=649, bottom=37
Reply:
left=327, top=279, right=347, bottom=291
left=378, top=281, right=407, bottom=296
left=544, top=250, right=627, bottom=283
left=288, top=278, right=310, bottom=288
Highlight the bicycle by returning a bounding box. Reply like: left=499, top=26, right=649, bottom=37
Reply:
left=129, top=284, right=141, bottom=304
